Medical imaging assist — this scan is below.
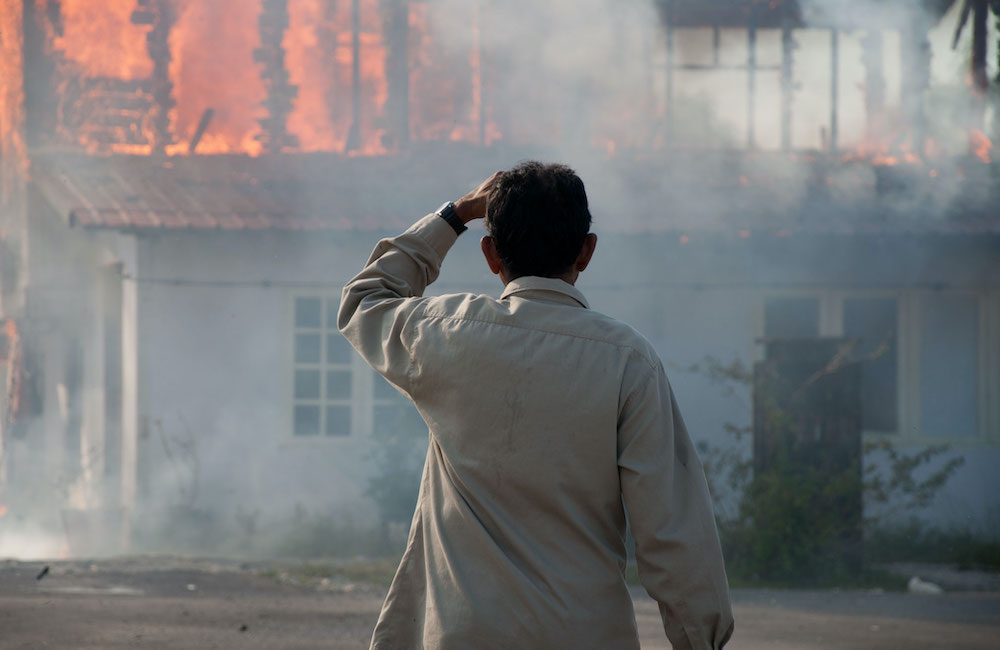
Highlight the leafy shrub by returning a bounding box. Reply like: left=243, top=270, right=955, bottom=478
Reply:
left=684, top=355, right=965, bottom=586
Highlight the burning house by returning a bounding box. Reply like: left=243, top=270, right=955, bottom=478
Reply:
left=0, top=0, right=997, bottom=557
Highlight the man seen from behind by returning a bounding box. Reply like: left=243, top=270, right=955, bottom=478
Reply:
left=339, top=161, right=734, bottom=649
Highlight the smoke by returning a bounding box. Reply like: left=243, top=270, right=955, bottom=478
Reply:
left=2, top=0, right=996, bottom=562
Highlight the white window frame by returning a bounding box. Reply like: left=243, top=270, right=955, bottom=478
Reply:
left=285, top=292, right=373, bottom=442
left=904, top=288, right=995, bottom=445
left=756, top=289, right=997, bottom=445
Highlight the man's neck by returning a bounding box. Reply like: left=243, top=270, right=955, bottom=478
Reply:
left=501, top=269, right=578, bottom=286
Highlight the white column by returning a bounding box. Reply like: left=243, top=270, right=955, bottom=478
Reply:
left=120, top=256, right=139, bottom=517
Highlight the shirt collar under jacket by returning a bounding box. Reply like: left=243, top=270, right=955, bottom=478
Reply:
left=500, top=276, right=590, bottom=309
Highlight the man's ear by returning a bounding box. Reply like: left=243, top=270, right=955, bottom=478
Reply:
left=575, top=233, right=598, bottom=273
left=481, top=236, right=504, bottom=275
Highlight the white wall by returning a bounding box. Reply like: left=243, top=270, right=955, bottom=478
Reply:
left=130, top=226, right=999, bottom=549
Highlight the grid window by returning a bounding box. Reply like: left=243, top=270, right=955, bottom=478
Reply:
left=292, top=296, right=354, bottom=437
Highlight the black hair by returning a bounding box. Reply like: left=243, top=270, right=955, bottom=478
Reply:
left=485, top=161, right=593, bottom=279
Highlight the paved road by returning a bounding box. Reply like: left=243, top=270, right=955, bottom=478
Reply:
left=635, top=588, right=1000, bottom=650
left=0, top=559, right=997, bottom=649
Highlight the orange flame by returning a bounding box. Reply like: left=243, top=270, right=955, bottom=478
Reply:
left=1, top=0, right=29, bottom=187
left=285, top=0, right=346, bottom=152
left=167, top=0, right=265, bottom=156
left=842, top=131, right=927, bottom=167
left=0, top=504, right=7, bottom=518
left=49, top=0, right=153, bottom=80
left=3, top=318, right=22, bottom=422
left=970, top=129, right=992, bottom=164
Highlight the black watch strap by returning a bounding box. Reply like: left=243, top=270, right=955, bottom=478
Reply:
left=435, top=201, right=467, bottom=235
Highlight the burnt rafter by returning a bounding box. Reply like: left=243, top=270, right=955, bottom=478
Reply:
left=654, top=0, right=802, bottom=29
left=131, top=0, right=175, bottom=155
left=255, top=0, right=299, bottom=153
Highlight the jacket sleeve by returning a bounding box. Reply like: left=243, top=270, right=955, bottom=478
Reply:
left=618, top=362, right=734, bottom=650
left=338, top=213, right=459, bottom=389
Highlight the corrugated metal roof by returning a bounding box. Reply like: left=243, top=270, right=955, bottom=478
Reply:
left=31, top=152, right=416, bottom=232
left=30, top=151, right=1000, bottom=236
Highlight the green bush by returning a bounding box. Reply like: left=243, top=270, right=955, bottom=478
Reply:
left=683, top=355, right=965, bottom=587
left=866, top=518, right=1000, bottom=571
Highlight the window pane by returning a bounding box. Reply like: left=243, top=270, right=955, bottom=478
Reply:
left=374, top=375, right=399, bottom=399
left=374, top=403, right=424, bottom=434
left=326, top=370, right=352, bottom=399
left=844, top=298, right=897, bottom=432
left=295, top=333, right=321, bottom=363
left=294, top=405, right=320, bottom=436
left=295, top=297, right=322, bottom=328
left=327, top=333, right=352, bottom=364
left=325, top=405, right=351, bottom=436
left=294, top=370, right=320, bottom=399
left=765, top=298, right=819, bottom=338
left=921, top=295, right=978, bottom=437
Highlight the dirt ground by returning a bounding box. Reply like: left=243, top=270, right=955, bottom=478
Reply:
left=1, top=558, right=998, bottom=649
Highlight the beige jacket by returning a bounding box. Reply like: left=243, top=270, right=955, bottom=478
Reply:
left=340, top=214, right=734, bottom=650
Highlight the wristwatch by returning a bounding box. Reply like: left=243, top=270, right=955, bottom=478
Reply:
left=435, top=201, right=467, bottom=235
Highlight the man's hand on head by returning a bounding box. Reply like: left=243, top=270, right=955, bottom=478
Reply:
left=454, top=171, right=503, bottom=224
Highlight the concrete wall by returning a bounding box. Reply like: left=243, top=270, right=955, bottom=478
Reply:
left=1, top=191, right=138, bottom=556
left=127, top=225, right=999, bottom=550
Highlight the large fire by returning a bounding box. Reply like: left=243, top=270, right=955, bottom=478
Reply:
left=21, top=1, right=1000, bottom=164
left=50, top=0, right=153, bottom=80
left=1, top=0, right=27, bottom=195
left=166, top=0, right=266, bottom=155
left=34, top=0, right=503, bottom=157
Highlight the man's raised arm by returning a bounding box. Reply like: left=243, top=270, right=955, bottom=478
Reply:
left=338, top=173, right=500, bottom=385
left=618, top=363, right=735, bottom=649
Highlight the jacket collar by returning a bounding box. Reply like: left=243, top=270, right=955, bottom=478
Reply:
left=500, top=276, right=590, bottom=309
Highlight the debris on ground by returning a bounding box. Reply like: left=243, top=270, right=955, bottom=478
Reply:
left=908, top=576, right=944, bottom=594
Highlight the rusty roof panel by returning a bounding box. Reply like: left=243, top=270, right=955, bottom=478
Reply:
left=31, top=152, right=1000, bottom=236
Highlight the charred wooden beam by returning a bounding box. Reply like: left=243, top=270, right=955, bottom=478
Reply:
left=747, top=10, right=757, bottom=150
left=655, top=0, right=802, bottom=30
left=861, top=30, right=885, bottom=139
left=345, top=0, right=362, bottom=152
left=900, top=10, right=930, bottom=146
left=188, top=108, right=215, bottom=154
left=383, top=0, right=410, bottom=149
left=780, top=14, right=795, bottom=151
left=22, top=0, right=61, bottom=148
left=255, top=0, right=299, bottom=153
left=829, top=27, right=839, bottom=152
left=133, top=0, right=175, bottom=155
left=970, top=0, right=989, bottom=96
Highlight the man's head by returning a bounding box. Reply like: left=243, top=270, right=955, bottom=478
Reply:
left=481, top=161, right=597, bottom=284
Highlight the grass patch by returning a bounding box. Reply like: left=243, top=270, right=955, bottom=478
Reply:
left=867, top=522, right=1000, bottom=571
left=260, top=558, right=401, bottom=589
